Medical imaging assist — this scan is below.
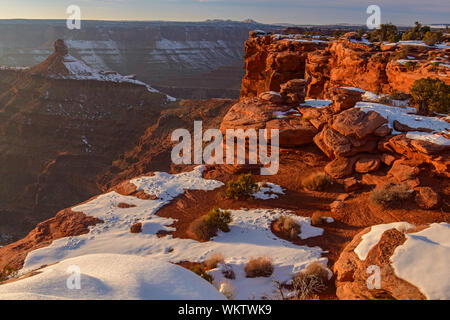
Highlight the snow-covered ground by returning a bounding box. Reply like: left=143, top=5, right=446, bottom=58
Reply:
left=354, top=222, right=415, bottom=260
left=300, top=99, right=333, bottom=108
left=0, top=166, right=328, bottom=300
left=253, top=182, right=285, bottom=200
left=391, top=223, right=450, bottom=300
left=0, top=254, right=225, bottom=300
left=54, top=54, right=176, bottom=101
left=356, top=101, right=450, bottom=144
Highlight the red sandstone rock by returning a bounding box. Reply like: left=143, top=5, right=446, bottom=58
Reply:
left=355, top=156, right=381, bottom=173
left=415, top=187, right=440, bottom=210
left=332, top=109, right=388, bottom=139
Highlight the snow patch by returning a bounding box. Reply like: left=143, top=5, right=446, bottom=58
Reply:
left=391, top=223, right=450, bottom=300
left=0, top=254, right=225, bottom=300
left=252, top=182, right=284, bottom=200
left=354, top=222, right=415, bottom=261
left=300, top=99, right=333, bottom=108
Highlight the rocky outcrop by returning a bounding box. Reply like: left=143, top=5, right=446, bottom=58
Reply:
left=0, top=207, right=101, bottom=273
left=334, top=227, right=426, bottom=300
left=220, top=95, right=318, bottom=148
left=240, top=33, right=327, bottom=99
left=241, top=32, right=449, bottom=100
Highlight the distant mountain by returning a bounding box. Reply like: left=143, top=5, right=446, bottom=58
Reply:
left=0, top=20, right=282, bottom=99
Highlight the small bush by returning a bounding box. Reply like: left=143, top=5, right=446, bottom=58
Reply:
left=189, top=218, right=217, bottom=241
left=274, top=216, right=300, bottom=240
left=370, top=184, right=412, bottom=208
left=410, top=77, right=450, bottom=114
left=189, top=265, right=213, bottom=283
left=0, top=265, right=18, bottom=282
left=189, top=208, right=232, bottom=241
left=303, top=262, right=330, bottom=282
left=204, top=252, right=224, bottom=270
left=311, top=212, right=324, bottom=226
left=130, top=222, right=142, bottom=234
left=292, top=272, right=326, bottom=300
left=389, top=91, right=409, bottom=101
left=225, top=173, right=260, bottom=200
left=302, top=172, right=330, bottom=191
left=245, top=257, right=274, bottom=278
left=204, top=208, right=232, bottom=233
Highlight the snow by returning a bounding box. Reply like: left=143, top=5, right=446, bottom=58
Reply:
left=300, top=99, right=333, bottom=108
left=406, top=132, right=450, bottom=146
left=53, top=54, right=175, bottom=101
left=396, top=59, right=417, bottom=65
left=356, top=102, right=450, bottom=141
left=273, top=108, right=301, bottom=119
left=391, top=223, right=450, bottom=300
left=354, top=222, right=415, bottom=261
left=12, top=166, right=327, bottom=300
left=0, top=254, right=225, bottom=300
left=252, top=182, right=284, bottom=200
left=340, top=87, right=366, bottom=93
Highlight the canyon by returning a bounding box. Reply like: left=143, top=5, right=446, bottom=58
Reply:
left=0, top=28, right=449, bottom=300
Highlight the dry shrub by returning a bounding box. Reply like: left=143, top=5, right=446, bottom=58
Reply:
left=311, top=212, right=324, bottom=226
left=302, top=172, right=330, bottom=191
left=189, top=208, right=232, bottom=242
left=274, top=216, right=301, bottom=240
left=188, top=218, right=216, bottom=242
left=189, top=265, right=213, bottom=283
left=245, top=257, right=274, bottom=278
left=370, top=184, right=412, bottom=208
left=204, top=252, right=224, bottom=270
left=303, top=261, right=330, bottom=282
left=130, top=222, right=142, bottom=234
left=292, top=273, right=326, bottom=300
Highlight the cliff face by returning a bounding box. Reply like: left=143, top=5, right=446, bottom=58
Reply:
left=0, top=40, right=171, bottom=241
left=241, top=32, right=450, bottom=99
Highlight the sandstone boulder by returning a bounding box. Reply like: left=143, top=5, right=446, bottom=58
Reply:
left=355, top=156, right=381, bottom=173
left=332, top=108, right=388, bottom=139
left=415, top=187, right=439, bottom=210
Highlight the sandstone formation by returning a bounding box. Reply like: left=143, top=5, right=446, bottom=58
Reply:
left=241, top=32, right=449, bottom=100
left=334, top=227, right=426, bottom=300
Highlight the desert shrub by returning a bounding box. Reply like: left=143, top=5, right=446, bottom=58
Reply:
left=389, top=91, right=409, bottom=101
left=188, top=218, right=217, bottom=241
left=302, top=172, right=330, bottom=191
left=204, top=208, right=232, bottom=232
left=368, top=23, right=399, bottom=42
left=0, top=265, right=18, bottom=282
left=303, top=261, right=330, bottom=282
left=423, top=31, right=443, bottom=46
left=245, top=257, right=274, bottom=278
left=292, top=272, right=326, bottom=300
left=274, top=216, right=301, bottom=240
left=410, top=78, right=450, bottom=114
left=370, top=184, right=412, bottom=208
left=376, top=95, right=393, bottom=105
left=189, top=265, right=213, bottom=283
left=130, top=222, right=142, bottom=234
left=395, top=47, right=409, bottom=60
left=189, top=208, right=232, bottom=241
left=311, top=212, right=324, bottom=226
left=401, top=21, right=431, bottom=41
left=225, top=173, right=260, bottom=200
left=204, top=252, right=224, bottom=270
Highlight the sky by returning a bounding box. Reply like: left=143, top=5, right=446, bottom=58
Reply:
left=0, top=0, right=448, bottom=26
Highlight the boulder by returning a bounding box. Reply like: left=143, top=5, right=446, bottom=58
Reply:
left=332, top=108, right=388, bottom=139
left=344, top=177, right=362, bottom=192
left=325, top=156, right=359, bottom=179
left=327, top=87, right=363, bottom=113
left=415, top=187, right=439, bottom=210
left=355, top=156, right=381, bottom=173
